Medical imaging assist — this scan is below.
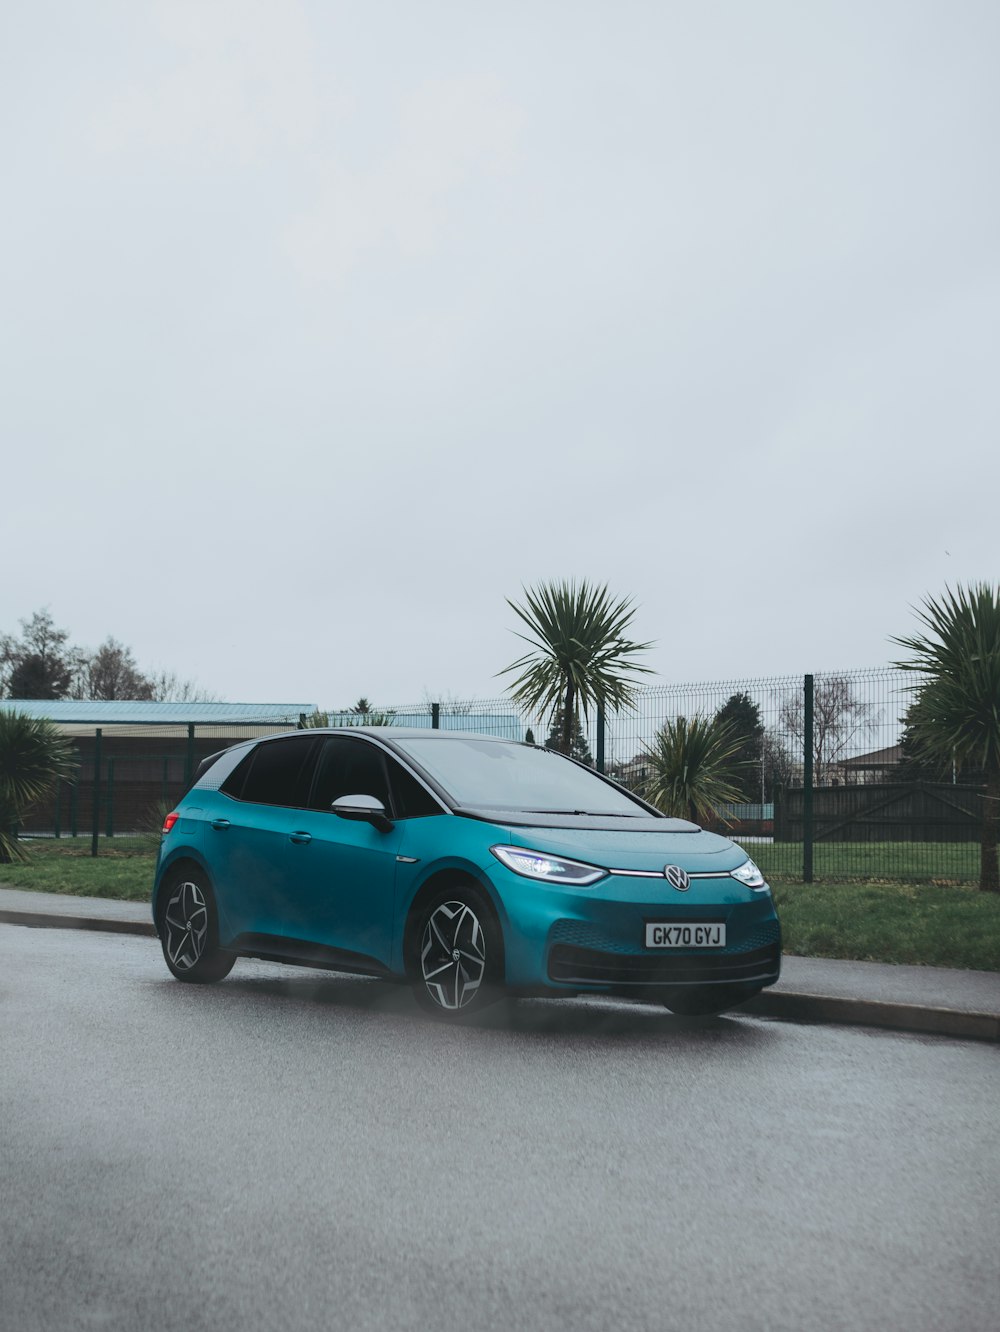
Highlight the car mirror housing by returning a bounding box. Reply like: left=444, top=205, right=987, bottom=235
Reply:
left=331, top=793, right=394, bottom=833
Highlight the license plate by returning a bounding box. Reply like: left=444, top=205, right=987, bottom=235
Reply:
left=645, top=923, right=726, bottom=949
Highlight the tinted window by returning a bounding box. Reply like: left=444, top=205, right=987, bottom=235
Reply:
left=309, top=738, right=392, bottom=811
left=223, top=736, right=318, bottom=807
left=388, top=760, right=443, bottom=819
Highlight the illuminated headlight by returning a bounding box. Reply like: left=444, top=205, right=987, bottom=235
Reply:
left=730, top=858, right=768, bottom=891
left=490, top=845, right=607, bottom=886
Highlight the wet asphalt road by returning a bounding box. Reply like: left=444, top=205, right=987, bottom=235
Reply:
left=2, top=926, right=998, bottom=1332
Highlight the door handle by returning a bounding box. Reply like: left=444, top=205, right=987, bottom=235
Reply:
left=210, top=819, right=231, bottom=831
left=289, top=831, right=312, bottom=845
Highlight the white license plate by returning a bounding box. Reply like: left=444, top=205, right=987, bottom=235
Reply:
left=645, top=923, right=726, bottom=949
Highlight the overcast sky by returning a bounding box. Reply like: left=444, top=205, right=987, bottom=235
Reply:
left=2, top=1, right=998, bottom=709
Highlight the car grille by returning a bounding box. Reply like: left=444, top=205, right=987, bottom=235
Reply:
left=547, top=938, right=781, bottom=987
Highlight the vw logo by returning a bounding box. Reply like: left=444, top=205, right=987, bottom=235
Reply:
left=664, top=865, right=690, bottom=892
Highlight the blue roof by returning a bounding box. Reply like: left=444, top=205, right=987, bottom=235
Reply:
left=325, top=711, right=526, bottom=740
left=0, top=700, right=316, bottom=725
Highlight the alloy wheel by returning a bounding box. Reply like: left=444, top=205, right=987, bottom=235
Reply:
left=163, top=879, right=209, bottom=973
left=420, top=900, right=487, bottom=1010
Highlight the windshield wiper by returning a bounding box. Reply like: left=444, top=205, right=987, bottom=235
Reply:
left=526, top=809, right=640, bottom=817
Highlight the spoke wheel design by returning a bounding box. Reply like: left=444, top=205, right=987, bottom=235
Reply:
left=420, top=900, right=488, bottom=1011
left=157, top=868, right=234, bottom=983
left=163, top=879, right=209, bottom=972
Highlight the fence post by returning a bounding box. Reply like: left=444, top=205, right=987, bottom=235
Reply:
left=596, top=705, right=605, bottom=773
left=106, top=758, right=115, bottom=838
left=90, top=728, right=102, bottom=858
left=803, top=674, right=814, bottom=883
left=185, top=723, right=195, bottom=788
left=54, top=779, right=61, bottom=839
left=70, top=781, right=78, bottom=837
left=298, top=713, right=306, bottom=730
left=431, top=703, right=440, bottom=730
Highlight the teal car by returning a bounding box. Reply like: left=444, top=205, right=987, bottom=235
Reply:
left=153, top=729, right=781, bottom=1018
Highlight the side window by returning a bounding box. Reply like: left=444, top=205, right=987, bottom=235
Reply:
left=387, top=759, right=442, bottom=819
left=222, top=736, right=318, bottom=808
left=309, top=738, right=392, bottom=812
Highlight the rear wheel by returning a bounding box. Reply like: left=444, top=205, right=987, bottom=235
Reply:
left=662, top=984, right=760, bottom=1017
left=158, top=869, right=235, bottom=984
left=411, top=885, right=504, bottom=1018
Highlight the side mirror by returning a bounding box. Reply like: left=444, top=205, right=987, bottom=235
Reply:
left=331, top=793, right=394, bottom=833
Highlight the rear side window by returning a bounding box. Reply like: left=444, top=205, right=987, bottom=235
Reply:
left=222, top=736, right=318, bottom=808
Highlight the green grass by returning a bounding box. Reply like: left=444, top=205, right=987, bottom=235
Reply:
left=3, top=840, right=998, bottom=971
left=773, top=881, right=1000, bottom=971
left=0, top=838, right=156, bottom=901
left=753, top=840, right=980, bottom=885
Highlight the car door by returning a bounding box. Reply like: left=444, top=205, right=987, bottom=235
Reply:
left=286, top=736, right=406, bottom=966
left=208, top=733, right=321, bottom=941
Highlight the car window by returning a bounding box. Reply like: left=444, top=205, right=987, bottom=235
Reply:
left=308, top=737, right=392, bottom=811
left=222, top=735, right=319, bottom=807
left=387, top=758, right=443, bottom=819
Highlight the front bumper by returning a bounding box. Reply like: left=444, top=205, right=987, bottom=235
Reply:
left=493, top=866, right=782, bottom=994
left=547, top=928, right=781, bottom=989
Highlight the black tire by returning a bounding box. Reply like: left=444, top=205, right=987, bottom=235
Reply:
left=410, top=883, right=505, bottom=1019
left=157, top=867, right=236, bottom=984
left=662, top=984, right=760, bottom=1017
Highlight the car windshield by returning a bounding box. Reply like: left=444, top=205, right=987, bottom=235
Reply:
left=391, top=737, right=648, bottom=815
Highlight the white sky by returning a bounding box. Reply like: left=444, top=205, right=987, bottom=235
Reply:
left=2, top=0, right=998, bottom=708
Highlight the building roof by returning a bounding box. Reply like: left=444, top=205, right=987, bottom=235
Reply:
left=0, top=700, right=315, bottom=726
left=837, top=744, right=902, bottom=769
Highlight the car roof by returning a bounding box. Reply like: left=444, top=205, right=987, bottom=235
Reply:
left=266, top=727, right=523, bottom=743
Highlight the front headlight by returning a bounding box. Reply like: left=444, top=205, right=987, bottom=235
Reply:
left=730, top=858, right=768, bottom=891
left=490, top=845, right=607, bottom=886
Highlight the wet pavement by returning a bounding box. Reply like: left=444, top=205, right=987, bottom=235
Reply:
left=1, top=885, right=998, bottom=1041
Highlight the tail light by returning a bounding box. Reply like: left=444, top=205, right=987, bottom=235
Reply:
left=162, top=812, right=180, bottom=834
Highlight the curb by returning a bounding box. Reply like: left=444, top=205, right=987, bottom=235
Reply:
left=3, top=908, right=998, bottom=1043
left=0, top=909, right=156, bottom=938
left=742, top=990, right=1000, bottom=1044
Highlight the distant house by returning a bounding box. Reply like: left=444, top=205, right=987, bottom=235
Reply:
left=835, top=744, right=902, bottom=785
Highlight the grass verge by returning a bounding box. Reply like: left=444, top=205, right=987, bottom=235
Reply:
left=0, top=839, right=155, bottom=901
left=773, top=881, right=1000, bottom=971
left=2, top=842, right=998, bottom=971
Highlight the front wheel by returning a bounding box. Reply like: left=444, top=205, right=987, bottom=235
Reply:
left=662, top=984, right=760, bottom=1017
left=411, top=886, right=504, bottom=1018
left=158, top=869, right=235, bottom=984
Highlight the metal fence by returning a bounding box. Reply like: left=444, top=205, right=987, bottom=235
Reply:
left=17, top=669, right=986, bottom=884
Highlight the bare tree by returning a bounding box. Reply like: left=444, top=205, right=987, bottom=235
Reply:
left=780, top=675, right=880, bottom=785
left=147, top=670, right=217, bottom=703
left=79, top=638, right=156, bottom=700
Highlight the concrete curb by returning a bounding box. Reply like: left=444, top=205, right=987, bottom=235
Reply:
left=0, top=909, right=156, bottom=938
left=743, top=990, right=1000, bottom=1043
left=3, top=906, right=997, bottom=1043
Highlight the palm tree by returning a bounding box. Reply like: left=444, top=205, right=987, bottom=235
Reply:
left=499, top=580, right=653, bottom=755
left=891, top=583, right=1000, bottom=892
left=0, top=710, right=77, bottom=862
left=640, top=715, right=747, bottom=826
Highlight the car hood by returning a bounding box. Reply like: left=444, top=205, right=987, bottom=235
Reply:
left=457, top=809, right=744, bottom=873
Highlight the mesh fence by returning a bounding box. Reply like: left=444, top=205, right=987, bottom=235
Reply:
left=16, top=716, right=308, bottom=857
left=16, top=673, right=986, bottom=884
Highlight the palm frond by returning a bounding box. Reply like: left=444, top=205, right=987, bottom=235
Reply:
left=640, top=715, right=748, bottom=825
left=891, top=583, right=1000, bottom=772
left=499, top=579, right=654, bottom=723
